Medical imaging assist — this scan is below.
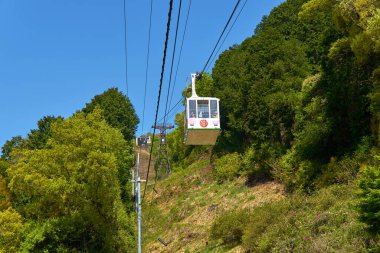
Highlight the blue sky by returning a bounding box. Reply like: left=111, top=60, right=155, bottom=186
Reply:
left=0, top=0, right=284, bottom=147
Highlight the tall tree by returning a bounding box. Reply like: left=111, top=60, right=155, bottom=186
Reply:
left=1, top=136, right=24, bottom=161
left=82, top=88, right=139, bottom=141
left=26, top=116, right=64, bottom=150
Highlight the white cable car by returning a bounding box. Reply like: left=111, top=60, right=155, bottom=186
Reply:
left=184, top=73, right=220, bottom=145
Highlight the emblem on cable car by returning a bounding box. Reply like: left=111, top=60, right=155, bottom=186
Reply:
left=200, top=119, right=208, bottom=128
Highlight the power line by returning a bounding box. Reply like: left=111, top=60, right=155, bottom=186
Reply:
left=163, top=0, right=183, bottom=127
left=159, top=96, right=183, bottom=123
left=160, top=0, right=248, bottom=125
left=141, top=0, right=154, bottom=135
left=158, top=77, right=187, bottom=123
left=168, top=0, right=192, bottom=113
left=123, top=0, right=129, bottom=95
left=207, top=0, right=248, bottom=73
left=143, top=0, right=175, bottom=201
left=160, top=0, right=243, bottom=128
left=201, top=0, right=241, bottom=73
left=163, top=100, right=183, bottom=123
left=163, top=0, right=246, bottom=123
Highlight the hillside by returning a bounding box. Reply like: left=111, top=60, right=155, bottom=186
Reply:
left=157, top=0, right=380, bottom=251
left=142, top=157, right=379, bottom=252
left=142, top=158, right=285, bottom=252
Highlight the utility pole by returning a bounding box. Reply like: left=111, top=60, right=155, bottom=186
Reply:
left=132, top=151, right=146, bottom=253
left=152, top=123, right=174, bottom=178
left=131, top=168, right=135, bottom=198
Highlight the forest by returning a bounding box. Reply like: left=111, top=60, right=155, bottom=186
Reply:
left=1, top=0, right=380, bottom=252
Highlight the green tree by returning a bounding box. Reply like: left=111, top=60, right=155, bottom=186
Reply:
left=1, top=136, right=24, bottom=161
left=357, top=157, right=380, bottom=233
left=7, top=109, right=135, bottom=252
left=82, top=88, right=139, bottom=141
left=26, top=116, right=64, bottom=150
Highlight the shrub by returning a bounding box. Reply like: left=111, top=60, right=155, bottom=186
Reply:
left=275, top=149, right=317, bottom=191
left=316, top=137, right=372, bottom=188
left=316, top=156, right=359, bottom=188
left=241, top=185, right=376, bottom=252
left=210, top=209, right=250, bottom=246
left=214, top=153, right=242, bottom=183
left=273, top=148, right=300, bottom=190
left=241, top=144, right=276, bottom=177
left=356, top=157, right=380, bottom=233
left=242, top=201, right=289, bottom=252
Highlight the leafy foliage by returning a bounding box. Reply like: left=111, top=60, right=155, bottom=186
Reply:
left=6, top=109, right=135, bottom=252
left=209, top=184, right=379, bottom=252
left=26, top=116, right=64, bottom=150
left=0, top=208, right=23, bottom=253
left=1, top=136, right=24, bottom=161
left=214, top=153, right=242, bottom=183
left=201, top=0, right=380, bottom=192
left=0, top=175, right=11, bottom=211
left=210, top=209, right=250, bottom=246
left=357, top=156, right=380, bottom=233
left=82, top=88, right=139, bottom=141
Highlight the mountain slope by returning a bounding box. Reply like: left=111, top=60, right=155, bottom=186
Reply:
left=142, top=159, right=284, bottom=252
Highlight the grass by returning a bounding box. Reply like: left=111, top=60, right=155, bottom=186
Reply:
left=142, top=158, right=284, bottom=252
left=142, top=156, right=379, bottom=252
left=143, top=155, right=380, bottom=253
left=211, top=184, right=380, bottom=253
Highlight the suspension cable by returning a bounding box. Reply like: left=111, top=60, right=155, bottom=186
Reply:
left=201, top=0, right=241, bottom=73
left=123, top=0, right=129, bottom=95
left=206, top=0, right=248, bottom=73
left=143, top=0, right=175, bottom=201
left=168, top=0, right=192, bottom=113
left=163, top=0, right=183, bottom=127
left=159, top=0, right=242, bottom=126
left=141, top=0, right=154, bottom=135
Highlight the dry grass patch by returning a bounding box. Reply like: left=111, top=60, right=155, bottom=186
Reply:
left=143, top=159, right=286, bottom=252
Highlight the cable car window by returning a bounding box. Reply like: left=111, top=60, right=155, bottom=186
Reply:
left=189, top=100, right=196, bottom=118
left=210, top=100, right=218, bottom=118
left=197, top=100, right=209, bottom=118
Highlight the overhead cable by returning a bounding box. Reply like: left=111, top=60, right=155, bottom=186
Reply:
left=168, top=0, right=192, bottom=113
left=201, top=0, right=241, bottom=73
left=123, top=0, right=129, bottom=95
left=207, top=0, right=248, bottom=73
left=163, top=0, right=183, bottom=127
left=158, top=76, right=188, bottom=123
left=143, top=0, right=175, bottom=201
left=141, top=0, right=154, bottom=135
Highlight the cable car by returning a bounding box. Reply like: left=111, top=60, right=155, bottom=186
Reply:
left=136, top=135, right=151, bottom=147
left=184, top=73, right=220, bottom=145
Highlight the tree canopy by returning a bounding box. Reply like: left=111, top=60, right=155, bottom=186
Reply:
left=166, top=0, right=380, bottom=193
left=82, top=88, right=139, bottom=142
left=5, top=109, right=135, bottom=252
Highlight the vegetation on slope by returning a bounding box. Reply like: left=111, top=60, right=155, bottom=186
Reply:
left=0, top=88, right=138, bottom=252
left=143, top=156, right=380, bottom=252
left=155, top=0, right=380, bottom=251
left=143, top=158, right=285, bottom=252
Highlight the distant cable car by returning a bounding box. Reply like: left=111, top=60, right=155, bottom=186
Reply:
left=136, top=135, right=151, bottom=147
left=184, top=73, right=220, bottom=145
